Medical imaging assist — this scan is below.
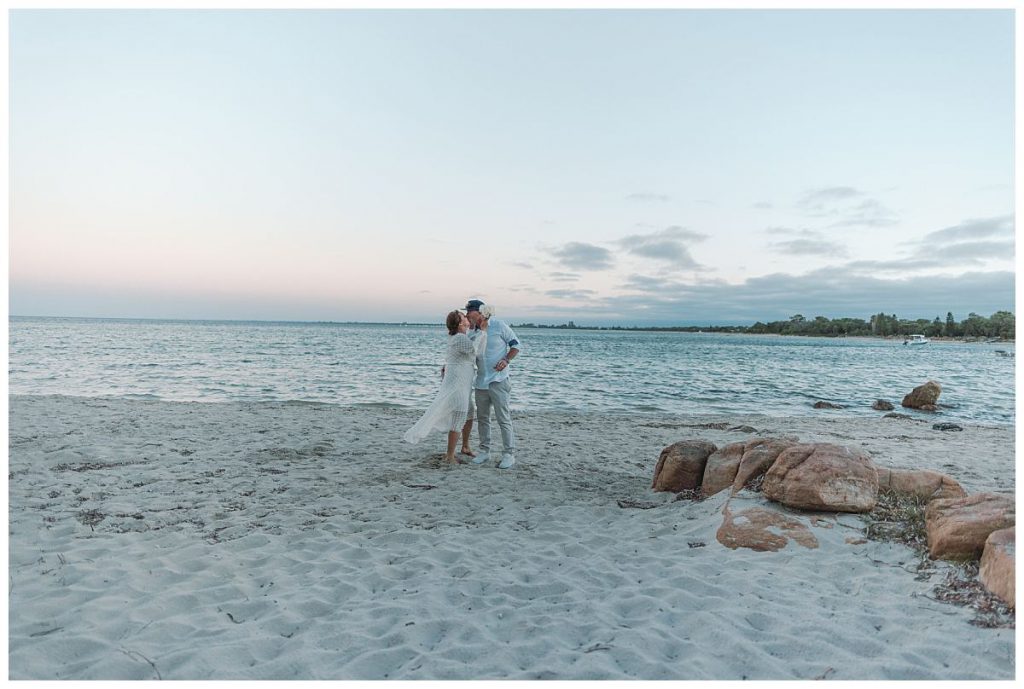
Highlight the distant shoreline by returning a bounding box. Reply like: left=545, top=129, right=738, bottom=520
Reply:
left=9, top=314, right=1015, bottom=343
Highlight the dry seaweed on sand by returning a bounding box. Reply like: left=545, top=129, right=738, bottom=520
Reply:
left=930, top=562, right=1015, bottom=629
left=672, top=488, right=706, bottom=502
left=861, top=489, right=1015, bottom=629
left=861, top=489, right=929, bottom=551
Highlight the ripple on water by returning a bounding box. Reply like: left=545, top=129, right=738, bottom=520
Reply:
left=7, top=320, right=1015, bottom=425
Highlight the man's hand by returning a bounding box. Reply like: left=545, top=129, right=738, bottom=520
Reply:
left=494, top=358, right=508, bottom=372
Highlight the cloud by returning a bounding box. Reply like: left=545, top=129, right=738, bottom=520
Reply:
left=545, top=288, right=598, bottom=300
left=828, top=198, right=899, bottom=228
left=617, top=226, right=708, bottom=269
left=751, top=201, right=774, bottom=209
left=530, top=270, right=1013, bottom=324
left=799, top=186, right=863, bottom=208
left=625, top=192, right=671, bottom=202
left=549, top=271, right=582, bottom=282
left=842, top=258, right=955, bottom=273
left=845, top=215, right=1017, bottom=274
left=508, top=261, right=534, bottom=269
left=619, top=274, right=686, bottom=292
left=917, top=215, right=1014, bottom=244
left=797, top=186, right=898, bottom=227
left=764, top=226, right=822, bottom=237
left=834, top=241, right=1014, bottom=275
left=768, top=238, right=849, bottom=258
left=928, top=240, right=1015, bottom=261
left=550, top=242, right=615, bottom=271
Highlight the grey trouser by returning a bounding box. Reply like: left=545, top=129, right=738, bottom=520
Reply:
left=475, top=379, right=515, bottom=455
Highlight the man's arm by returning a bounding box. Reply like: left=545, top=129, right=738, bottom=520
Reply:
left=494, top=323, right=520, bottom=371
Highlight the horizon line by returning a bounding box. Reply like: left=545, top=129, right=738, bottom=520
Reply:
left=9, top=311, right=1014, bottom=328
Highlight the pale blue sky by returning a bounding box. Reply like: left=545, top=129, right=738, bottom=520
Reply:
left=10, top=9, right=1015, bottom=324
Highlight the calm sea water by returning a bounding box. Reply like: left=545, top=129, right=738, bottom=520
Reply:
left=8, top=317, right=1016, bottom=425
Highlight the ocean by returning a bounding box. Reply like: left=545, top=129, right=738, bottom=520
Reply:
left=8, top=316, right=1015, bottom=425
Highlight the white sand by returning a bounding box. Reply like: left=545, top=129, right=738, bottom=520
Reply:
left=8, top=394, right=1015, bottom=680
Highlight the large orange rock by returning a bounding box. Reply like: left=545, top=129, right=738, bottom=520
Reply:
left=701, top=442, right=745, bottom=497
left=701, top=439, right=795, bottom=497
left=901, top=381, right=942, bottom=410
left=979, top=527, right=1015, bottom=608
left=731, top=439, right=798, bottom=494
left=651, top=440, right=717, bottom=492
left=925, top=493, right=1015, bottom=560
left=876, top=467, right=966, bottom=501
left=761, top=443, right=878, bottom=513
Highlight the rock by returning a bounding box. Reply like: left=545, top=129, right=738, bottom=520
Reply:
left=731, top=439, right=799, bottom=494
left=716, top=504, right=819, bottom=552
left=729, top=425, right=758, bottom=433
left=701, top=443, right=746, bottom=497
left=932, top=423, right=963, bottom=432
left=925, top=493, right=1015, bottom=560
left=980, top=527, right=1015, bottom=608
left=902, top=381, right=942, bottom=409
left=872, top=400, right=894, bottom=411
left=813, top=401, right=844, bottom=409
left=762, top=443, right=878, bottom=513
left=876, top=467, right=966, bottom=501
left=701, top=439, right=796, bottom=497
left=651, top=440, right=718, bottom=492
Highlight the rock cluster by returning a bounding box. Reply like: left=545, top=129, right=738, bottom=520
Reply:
left=924, top=493, right=1015, bottom=560
left=651, top=433, right=1015, bottom=608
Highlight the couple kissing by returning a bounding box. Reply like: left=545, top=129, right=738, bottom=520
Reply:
left=403, top=299, right=521, bottom=468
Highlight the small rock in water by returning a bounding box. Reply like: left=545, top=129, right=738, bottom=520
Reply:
left=883, top=412, right=914, bottom=420
left=932, top=423, right=963, bottom=432
left=729, top=425, right=758, bottom=433
left=902, top=380, right=942, bottom=410
left=813, top=401, right=844, bottom=409
left=872, top=400, right=895, bottom=411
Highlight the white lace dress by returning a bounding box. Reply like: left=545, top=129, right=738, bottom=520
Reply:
left=403, top=330, right=487, bottom=444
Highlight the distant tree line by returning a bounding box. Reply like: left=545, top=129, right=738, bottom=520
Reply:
left=749, top=311, right=1015, bottom=339
left=512, top=311, right=1015, bottom=340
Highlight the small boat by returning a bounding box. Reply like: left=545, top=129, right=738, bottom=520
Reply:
left=904, top=334, right=930, bottom=345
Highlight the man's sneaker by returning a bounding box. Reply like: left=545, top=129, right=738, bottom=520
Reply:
left=498, top=454, right=516, bottom=469
left=471, top=451, right=490, bottom=465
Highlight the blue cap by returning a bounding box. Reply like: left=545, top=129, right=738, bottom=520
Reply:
left=465, top=299, right=485, bottom=312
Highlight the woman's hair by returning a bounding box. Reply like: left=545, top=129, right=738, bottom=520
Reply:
left=446, top=310, right=463, bottom=335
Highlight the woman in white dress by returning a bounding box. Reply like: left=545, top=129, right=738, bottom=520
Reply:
left=403, top=310, right=488, bottom=464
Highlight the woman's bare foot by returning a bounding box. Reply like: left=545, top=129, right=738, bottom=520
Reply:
left=459, top=447, right=476, bottom=458
left=444, top=454, right=460, bottom=465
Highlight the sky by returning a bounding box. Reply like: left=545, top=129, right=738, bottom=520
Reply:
left=9, top=9, right=1016, bottom=325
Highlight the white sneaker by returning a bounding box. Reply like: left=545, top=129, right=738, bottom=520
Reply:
left=498, top=454, right=516, bottom=469
left=471, top=451, right=489, bottom=465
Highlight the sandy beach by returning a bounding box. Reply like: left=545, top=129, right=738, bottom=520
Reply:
left=8, top=394, right=1015, bottom=680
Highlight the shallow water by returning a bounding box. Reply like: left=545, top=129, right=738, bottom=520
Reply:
left=9, top=317, right=1015, bottom=425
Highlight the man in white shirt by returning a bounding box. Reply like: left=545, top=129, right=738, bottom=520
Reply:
left=465, top=299, right=521, bottom=469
